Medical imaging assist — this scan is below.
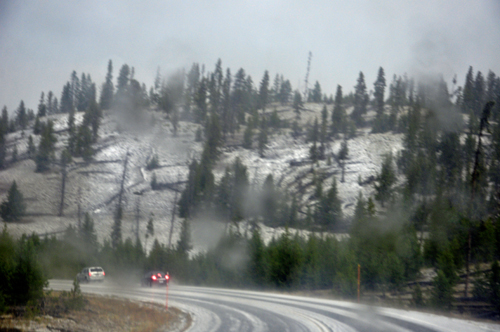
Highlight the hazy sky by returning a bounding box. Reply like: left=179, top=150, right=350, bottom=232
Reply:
left=1, top=0, right=499, bottom=112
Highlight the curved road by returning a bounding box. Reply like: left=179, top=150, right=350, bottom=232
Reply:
left=49, top=280, right=499, bottom=332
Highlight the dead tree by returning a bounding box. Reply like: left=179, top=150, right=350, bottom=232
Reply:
left=338, top=139, right=348, bottom=183
left=77, top=187, right=82, bottom=229
left=58, top=151, right=71, bottom=217
left=58, top=164, right=67, bottom=216
left=168, top=173, right=180, bottom=249
left=134, top=195, right=141, bottom=244
left=465, top=101, right=495, bottom=298
left=111, top=151, right=129, bottom=248
left=303, top=51, right=312, bottom=99
left=117, top=151, right=130, bottom=211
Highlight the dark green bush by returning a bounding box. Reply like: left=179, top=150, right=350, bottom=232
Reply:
left=0, top=229, right=47, bottom=309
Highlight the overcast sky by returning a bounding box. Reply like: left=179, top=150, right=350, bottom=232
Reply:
left=1, top=0, right=499, bottom=112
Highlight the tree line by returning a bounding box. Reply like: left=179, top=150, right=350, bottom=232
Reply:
left=1, top=58, right=500, bottom=314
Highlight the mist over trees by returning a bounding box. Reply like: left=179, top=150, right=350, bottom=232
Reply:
left=1, top=56, right=500, bottom=315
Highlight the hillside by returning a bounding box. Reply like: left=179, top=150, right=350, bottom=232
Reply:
left=0, top=102, right=403, bottom=253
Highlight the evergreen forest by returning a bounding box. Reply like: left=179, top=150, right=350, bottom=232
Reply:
left=1, top=59, right=500, bottom=316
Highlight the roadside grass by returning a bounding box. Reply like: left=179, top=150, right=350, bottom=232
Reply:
left=0, top=291, right=191, bottom=332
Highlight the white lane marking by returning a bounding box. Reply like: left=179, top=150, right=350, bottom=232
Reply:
left=174, top=297, right=268, bottom=332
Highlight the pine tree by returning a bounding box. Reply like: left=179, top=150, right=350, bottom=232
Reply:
left=75, top=124, right=93, bottom=161
left=177, top=219, right=192, bottom=255
left=319, top=105, right=328, bottom=159
left=431, top=251, right=456, bottom=310
left=46, top=91, right=54, bottom=115
left=268, top=229, right=303, bottom=288
left=178, top=160, right=198, bottom=218
left=33, top=116, right=42, bottom=135
left=70, top=71, right=80, bottom=110
left=35, top=120, right=57, bottom=172
left=60, top=82, right=73, bottom=114
left=245, top=76, right=257, bottom=113
left=27, top=108, right=35, bottom=122
left=489, top=261, right=500, bottom=313
left=474, top=71, right=485, bottom=116
left=16, top=101, right=28, bottom=130
left=261, top=174, right=277, bottom=224
left=116, top=64, right=130, bottom=95
left=79, top=212, right=98, bottom=249
left=272, top=73, right=281, bottom=103
left=84, top=99, right=102, bottom=142
left=258, top=119, right=268, bottom=158
left=52, top=97, right=59, bottom=114
left=194, top=77, right=208, bottom=123
left=331, top=85, right=345, bottom=137
left=209, top=59, right=223, bottom=114
left=248, top=230, right=267, bottom=285
left=203, top=114, right=222, bottom=165
left=352, top=192, right=366, bottom=229
left=145, top=213, right=155, bottom=249
left=100, top=60, right=114, bottom=110
left=111, top=205, right=122, bottom=249
left=27, top=135, right=36, bottom=158
left=373, top=67, right=386, bottom=132
left=293, top=91, right=303, bottom=117
left=159, top=71, right=185, bottom=119
left=279, top=79, right=292, bottom=105
left=243, top=122, right=253, bottom=149
left=37, top=92, right=47, bottom=117
left=77, top=72, right=93, bottom=112
left=351, top=72, right=369, bottom=126
left=462, top=66, right=475, bottom=115
left=185, top=64, right=199, bottom=107
left=221, top=68, right=233, bottom=136
left=374, top=152, right=396, bottom=207
left=1, top=106, right=8, bottom=134
left=438, top=131, right=462, bottom=189
left=259, top=70, right=270, bottom=111
left=311, top=81, right=322, bottom=103
left=315, top=178, right=342, bottom=229
left=231, top=68, right=247, bottom=124
left=0, top=181, right=26, bottom=221
left=309, top=118, right=319, bottom=162
left=216, top=157, right=250, bottom=221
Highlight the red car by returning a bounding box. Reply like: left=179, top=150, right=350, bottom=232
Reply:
left=141, top=271, right=169, bottom=287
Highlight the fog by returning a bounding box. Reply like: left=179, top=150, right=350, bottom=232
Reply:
left=1, top=0, right=499, bottom=112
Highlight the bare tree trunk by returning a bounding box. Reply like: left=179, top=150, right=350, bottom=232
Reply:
left=168, top=174, right=180, bottom=249
left=465, top=101, right=494, bottom=298
left=135, top=196, right=141, bottom=244
left=118, top=151, right=130, bottom=211
left=341, top=160, right=345, bottom=183
left=77, top=187, right=82, bottom=229
left=58, top=164, right=67, bottom=216
left=112, top=151, right=129, bottom=248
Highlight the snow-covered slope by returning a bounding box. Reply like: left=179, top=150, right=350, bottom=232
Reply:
left=0, top=104, right=404, bottom=253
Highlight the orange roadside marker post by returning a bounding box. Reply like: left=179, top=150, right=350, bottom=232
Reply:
left=166, top=272, right=170, bottom=310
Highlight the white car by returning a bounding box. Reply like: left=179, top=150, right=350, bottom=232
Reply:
left=77, top=266, right=105, bottom=283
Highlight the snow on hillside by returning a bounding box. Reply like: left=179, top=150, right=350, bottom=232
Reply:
left=0, top=104, right=404, bottom=254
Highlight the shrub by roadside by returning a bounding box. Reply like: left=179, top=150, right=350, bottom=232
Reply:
left=0, top=290, right=190, bottom=332
left=0, top=227, right=47, bottom=312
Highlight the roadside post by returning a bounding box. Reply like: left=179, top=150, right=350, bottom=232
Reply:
left=166, top=272, right=170, bottom=310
